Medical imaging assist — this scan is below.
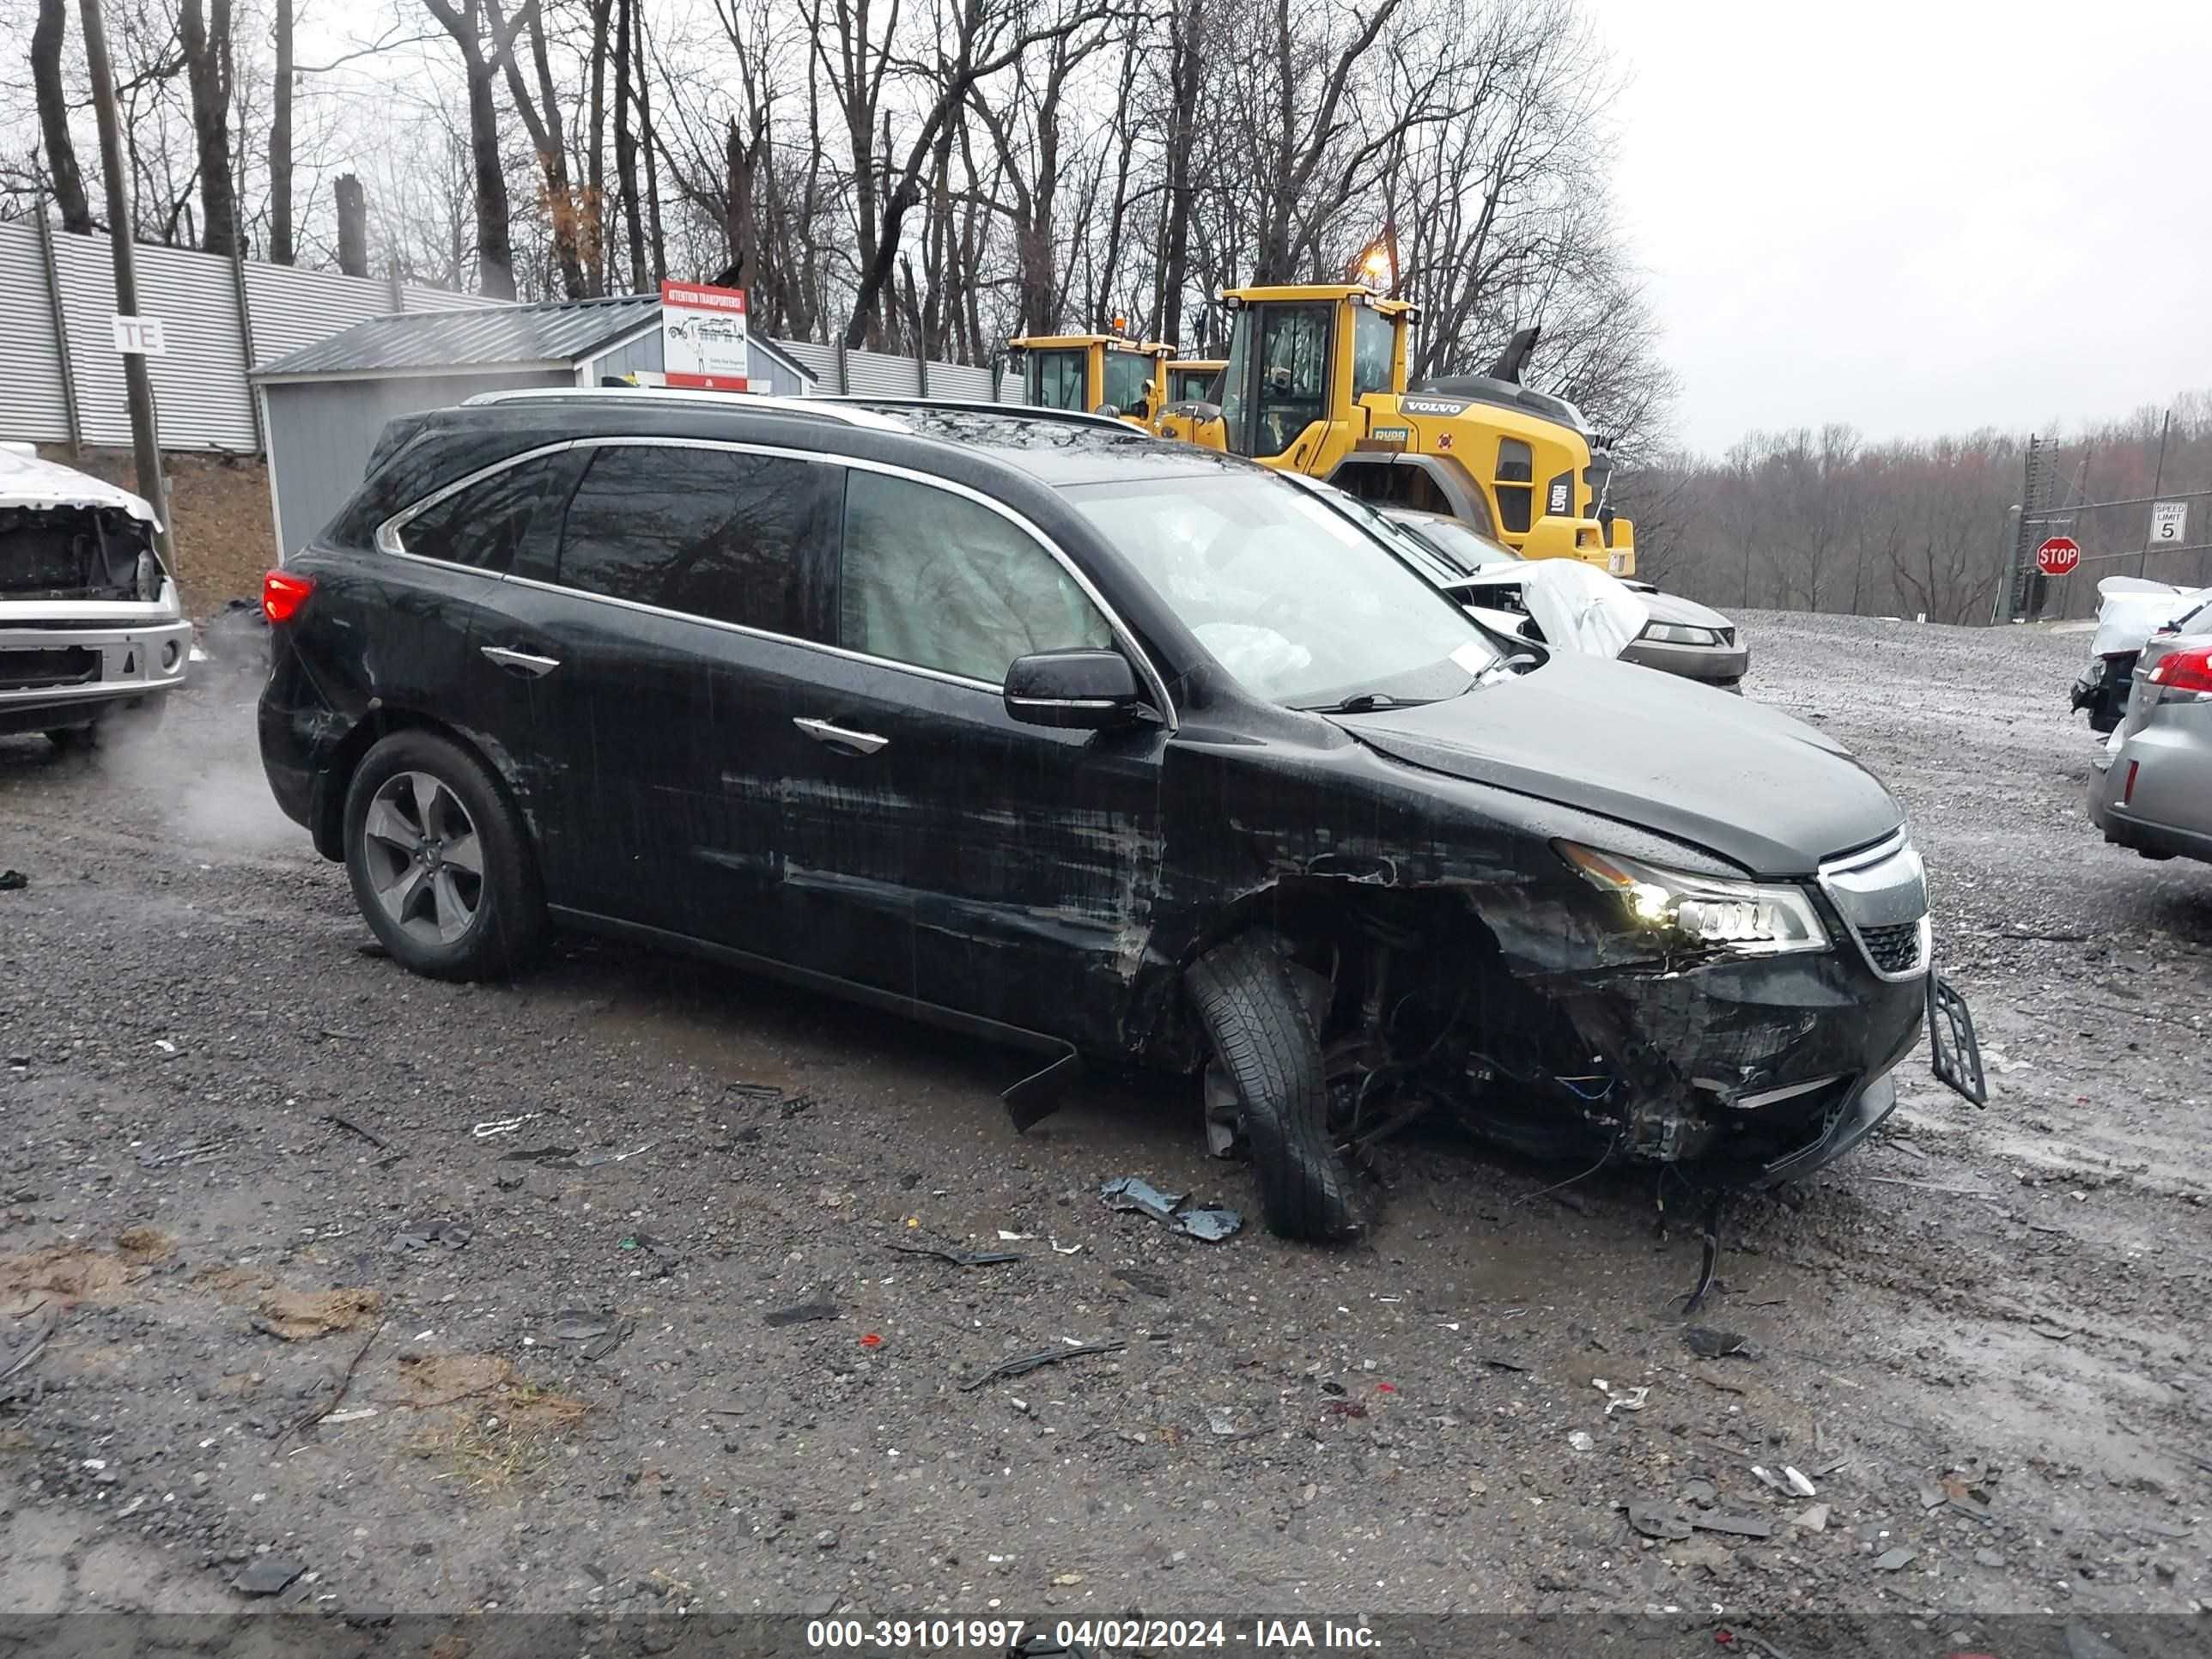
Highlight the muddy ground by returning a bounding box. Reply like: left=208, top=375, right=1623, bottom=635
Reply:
left=0, top=611, right=2206, bottom=1643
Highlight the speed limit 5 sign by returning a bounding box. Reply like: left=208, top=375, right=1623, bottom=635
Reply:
left=2151, top=501, right=2188, bottom=544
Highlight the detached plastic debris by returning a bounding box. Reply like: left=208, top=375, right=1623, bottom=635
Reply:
left=389, top=1218, right=471, bottom=1253
left=887, top=1240, right=1023, bottom=1267
left=1682, top=1326, right=1753, bottom=1358
left=1626, top=1500, right=1692, bottom=1540
left=1100, top=1176, right=1243, bottom=1243
left=234, top=1555, right=304, bottom=1596
left=0, top=871, right=27, bottom=892
left=960, top=1340, right=1126, bottom=1392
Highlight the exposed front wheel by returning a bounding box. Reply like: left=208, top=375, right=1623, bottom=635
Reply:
left=343, top=731, right=546, bottom=981
left=46, top=724, right=100, bottom=754
left=1187, top=931, right=1357, bottom=1242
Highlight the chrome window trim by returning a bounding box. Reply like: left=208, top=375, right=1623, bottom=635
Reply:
left=372, top=434, right=1178, bottom=730
left=1815, top=829, right=1932, bottom=982
left=374, top=439, right=582, bottom=559
left=461, top=388, right=911, bottom=431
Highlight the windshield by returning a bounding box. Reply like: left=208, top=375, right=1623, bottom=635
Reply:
left=1065, top=474, right=1500, bottom=707
left=1389, top=513, right=1521, bottom=574
left=1102, top=349, right=1154, bottom=412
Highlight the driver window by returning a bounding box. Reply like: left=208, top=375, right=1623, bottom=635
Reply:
left=1027, top=349, right=1089, bottom=410
left=1102, top=350, right=1152, bottom=414
left=1253, top=306, right=1330, bottom=459
left=838, top=471, right=1113, bottom=684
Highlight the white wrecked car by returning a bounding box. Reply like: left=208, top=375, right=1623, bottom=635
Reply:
left=0, top=444, right=190, bottom=751
left=2070, top=575, right=2212, bottom=733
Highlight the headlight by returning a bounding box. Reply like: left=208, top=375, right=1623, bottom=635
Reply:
left=1555, top=842, right=1828, bottom=957
left=1640, top=622, right=1721, bottom=647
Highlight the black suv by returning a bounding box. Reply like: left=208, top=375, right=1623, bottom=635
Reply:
left=258, top=394, right=1982, bottom=1239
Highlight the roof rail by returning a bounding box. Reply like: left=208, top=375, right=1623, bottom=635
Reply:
left=461, top=386, right=910, bottom=431
left=822, top=396, right=1146, bottom=435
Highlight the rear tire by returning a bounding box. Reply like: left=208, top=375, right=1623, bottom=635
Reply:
left=1187, top=931, right=1357, bottom=1242
left=343, top=730, right=546, bottom=981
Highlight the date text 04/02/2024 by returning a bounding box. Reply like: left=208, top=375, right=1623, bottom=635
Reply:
left=803, top=1620, right=1380, bottom=1650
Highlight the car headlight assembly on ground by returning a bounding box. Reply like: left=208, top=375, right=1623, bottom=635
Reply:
left=1638, top=621, right=1722, bottom=647
left=1555, top=841, right=1828, bottom=958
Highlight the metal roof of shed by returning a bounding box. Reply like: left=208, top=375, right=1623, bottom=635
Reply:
left=252, top=294, right=662, bottom=382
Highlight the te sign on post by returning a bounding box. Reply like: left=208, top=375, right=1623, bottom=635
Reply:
left=111, top=314, right=167, bottom=356
left=2036, top=536, right=2082, bottom=577
left=2151, top=501, right=2189, bottom=547
left=660, top=280, right=750, bottom=391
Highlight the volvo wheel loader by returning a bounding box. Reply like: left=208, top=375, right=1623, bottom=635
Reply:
left=1006, top=335, right=1172, bottom=430
left=1153, top=283, right=1632, bottom=574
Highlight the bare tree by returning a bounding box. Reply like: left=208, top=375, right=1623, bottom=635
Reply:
left=178, top=0, right=240, bottom=252
left=420, top=0, right=539, bottom=297
left=32, top=0, right=94, bottom=231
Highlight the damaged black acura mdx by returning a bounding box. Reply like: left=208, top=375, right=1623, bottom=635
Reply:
left=258, top=395, right=1984, bottom=1239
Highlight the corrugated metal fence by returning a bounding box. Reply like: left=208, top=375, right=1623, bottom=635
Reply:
left=777, top=340, right=1018, bottom=403
left=0, top=221, right=502, bottom=454
left=0, top=218, right=1022, bottom=453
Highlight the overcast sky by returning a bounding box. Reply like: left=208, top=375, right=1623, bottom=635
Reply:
left=1588, top=0, right=2212, bottom=457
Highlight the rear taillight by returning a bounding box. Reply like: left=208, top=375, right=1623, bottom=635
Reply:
left=2145, top=647, right=2212, bottom=695
left=263, top=569, right=314, bottom=625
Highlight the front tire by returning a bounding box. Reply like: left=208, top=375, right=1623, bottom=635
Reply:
left=343, top=730, right=546, bottom=981
left=46, top=721, right=100, bottom=754
left=1187, top=932, right=1357, bottom=1242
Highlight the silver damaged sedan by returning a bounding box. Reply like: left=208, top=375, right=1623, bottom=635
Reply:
left=2087, top=599, right=2212, bottom=864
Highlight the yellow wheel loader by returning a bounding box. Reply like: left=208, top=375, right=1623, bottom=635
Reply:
left=1006, top=335, right=1172, bottom=430
left=1154, top=283, right=1632, bottom=574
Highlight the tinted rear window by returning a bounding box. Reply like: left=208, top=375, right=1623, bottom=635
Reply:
left=395, top=452, right=573, bottom=572
left=556, top=443, right=823, bottom=635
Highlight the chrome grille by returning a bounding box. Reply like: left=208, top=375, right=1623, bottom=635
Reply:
left=1817, top=830, right=1932, bottom=982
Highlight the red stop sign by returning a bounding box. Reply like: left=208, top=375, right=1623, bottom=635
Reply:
left=2037, top=536, right=2081, bottom=576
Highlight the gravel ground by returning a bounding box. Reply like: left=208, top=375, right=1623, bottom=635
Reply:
left=0, top=611, right=2206, bottom=1640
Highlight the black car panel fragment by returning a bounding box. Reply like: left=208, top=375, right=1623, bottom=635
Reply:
left=259, top=395, right=1983, bottom=1233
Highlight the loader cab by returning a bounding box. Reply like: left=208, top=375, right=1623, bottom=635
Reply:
left=1009, top=335, right=1170, bottom=429
left=1164, top=359, right=1227, bottom=404
left=1215, top=286, right=1413, bottom=465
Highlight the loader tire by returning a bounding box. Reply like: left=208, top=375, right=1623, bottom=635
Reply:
left=1188, top=931, right=1356, bottom=1242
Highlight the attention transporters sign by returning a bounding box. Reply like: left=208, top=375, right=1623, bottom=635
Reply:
left=661, top=281, right=753, bottom=391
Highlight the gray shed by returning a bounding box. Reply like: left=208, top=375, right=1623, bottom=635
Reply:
left=251, top=294, right=818, bottom=557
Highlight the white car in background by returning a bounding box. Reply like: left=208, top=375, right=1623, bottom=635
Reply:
left=0, top=444, right=190, bottom=751
left=1380, top=507, right=1751, bottom=689
left=2070, top=575, right=2212, bottom=733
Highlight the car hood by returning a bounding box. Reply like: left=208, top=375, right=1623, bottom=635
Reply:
left=1640, top=589, right=1735, bottom=633
left=2091, top=577, right=2211, bottom=659
left=1333, top=655, right=1901, bottom=875
left=1445, top=562, right=1649, bottom=661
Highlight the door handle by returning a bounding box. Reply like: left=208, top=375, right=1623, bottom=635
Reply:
left=480, top=645, right=561, bottom=678
left=793, top=716, right=889, bottom=756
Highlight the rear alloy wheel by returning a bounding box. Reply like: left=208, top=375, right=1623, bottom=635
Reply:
left=1187, top=931, right=1358, bottom=1242
left=343, top=732, right=544, bottom=981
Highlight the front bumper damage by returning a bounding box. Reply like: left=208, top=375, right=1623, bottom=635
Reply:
left=1303, top=832, right=1985, bottom=1193
left=0, top=612, right=192, bottom=737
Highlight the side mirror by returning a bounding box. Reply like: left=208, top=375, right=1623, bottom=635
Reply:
left=1004, top=649, right=1150, bottom=731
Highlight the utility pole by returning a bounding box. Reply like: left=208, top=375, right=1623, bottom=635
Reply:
left=2135, top=409, right=2172, bottom=580
left=77, top=0, right=173, bottom=563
